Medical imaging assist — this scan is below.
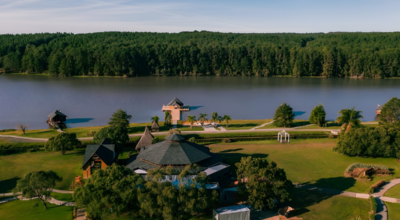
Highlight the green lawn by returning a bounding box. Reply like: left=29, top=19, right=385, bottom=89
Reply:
left=384, top=184, right=400, bottom=199
left=50, top=192, right=74, bottom=202
left=256, top=119, right=309, bottom=129
left=208, top=139, right=400, bottom=193
left=222, top=119, right=273, bottom=130
left=297, top=125, right=341, bottom=129
left=288, top=188, right=370, bottom=220
left=386, top=202, right=400, bottom=220
left=0, top=151, right=83, bottom=193
left=0, top=199, right=73, bottom=220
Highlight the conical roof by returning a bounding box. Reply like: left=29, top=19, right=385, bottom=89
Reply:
left=135, top=126, right=154, bottom=150
left=165, top=133, right=185, bottom=142
left=151, top=121, right=159, bottom=129
left=133, top=137, right=211, bottom=166
left=168, top=98, right=184, bottom=106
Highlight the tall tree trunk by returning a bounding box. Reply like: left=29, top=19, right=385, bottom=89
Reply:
left=62, top=148, right=65, bottom=155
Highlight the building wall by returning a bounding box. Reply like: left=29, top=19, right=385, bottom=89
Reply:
left=101, top=160, right=108, bottom=169
left=208, top=166, right=231, bottom=186
left=82, top=163, right=91, bottom=179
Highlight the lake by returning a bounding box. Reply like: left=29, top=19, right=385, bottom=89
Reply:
left=0, top=75, right=398, bottom=130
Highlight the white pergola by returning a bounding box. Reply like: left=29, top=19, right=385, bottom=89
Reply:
left=278, top=130, right=290, bottom=143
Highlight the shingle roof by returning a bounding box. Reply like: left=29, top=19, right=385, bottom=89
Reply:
left=135, top=126, right=154, bottom=150
left=47, top=110, right=67, bottom=118
left=82, top=141, right=116, bottom=168
left=165, top=133, right=185, bottom=142
left=168, top=98, right=184, bottom=106
left=151, top=122, right=160, bottom=129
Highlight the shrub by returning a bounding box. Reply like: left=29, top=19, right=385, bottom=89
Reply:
left=188, top=137, right=196, bottom=143
left=370, top=180, right=386, bottom=193
left=344, top=163, right=389, bottom=174
left=369, top=196, right=377, bottom=220
left=87, top=130, right=96, bottom=136
left=0, top=129, right=16, bottom=132
left=334, top=126, right=400, bottom=158
left=221, top=138, right=232, bottom=143
left=152, top=137, right=160, bottom=144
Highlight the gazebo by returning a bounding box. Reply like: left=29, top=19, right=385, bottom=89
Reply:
left=278, top=130, right=290, bottom=143
left=151, top=122, right=160, bottom=132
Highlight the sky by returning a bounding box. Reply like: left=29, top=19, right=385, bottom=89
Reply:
left=0, top=0, right=399, bottom=34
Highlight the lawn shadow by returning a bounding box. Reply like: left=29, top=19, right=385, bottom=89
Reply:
left=283, top=177, right=357, bottom=217
left=66, top=150, right=85, bottom=156
left=220, top=148, right=244, bottom=153
left=0, top=177, right=20, bottom=193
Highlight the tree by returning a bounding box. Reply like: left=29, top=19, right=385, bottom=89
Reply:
left=137, top=165, right=218, bottom=219
left=16, top=124, right=28, bottom=134
left=211, top=112, right=219, bottom=124
left=379, top=97, right=400, bottom=124
left=94, top=126, right=129, bottom=152
left=309, top=103, right=326, bottom=127
left=151, top=115, right=160, bottom=124
left=108, top=109, right=132, bottom=128
left=13, top=170, right=62, bottom=209
left=198, top=113, right=208, bottom=126
left=186, top=115, right=197, bottom=129
left=336, top=107, right=363, bottom=132
left=164, top=111, right=172, bottom=127
left=222, top=115, right=232, bottom=128
left=273, top=103, right=295, bottom=127
left=74, top=164, right=144, bottom=219
left=235, top=156, right=292, bottom=210
left=45, top=132, right=81, bottom=155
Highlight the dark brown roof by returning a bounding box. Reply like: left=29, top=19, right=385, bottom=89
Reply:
left=82, top=139, right=116, bottom=168
left=168, top=98, right=184, bottom=106
left=151, top=122, right=160, bottom=129
left=135, top=126, right=154, bottom=150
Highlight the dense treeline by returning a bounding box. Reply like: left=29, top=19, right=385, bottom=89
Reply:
left=1, top=31, right=400, bottom=78
left=334, top=126, right=400, bottom=158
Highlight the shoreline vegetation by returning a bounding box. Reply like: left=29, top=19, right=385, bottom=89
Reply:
left=2, top=32, right=400, bottom=78
left=3, top=72, right=400, bottom=80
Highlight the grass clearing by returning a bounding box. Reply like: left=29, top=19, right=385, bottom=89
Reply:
left=287, top=188, right=370, bottom=220
left=0, top=199, right=73, bottom=220
left=208, top=139, right=400, bottom=193
left=50, top=192, right=74, bottom=202
left=386, top=202, right=400, bottom=220
left=222, top=119, right=273, bottom=130
left=384, top=184, right=400, bottom=199
left=0, top=151, right=83, bottom=193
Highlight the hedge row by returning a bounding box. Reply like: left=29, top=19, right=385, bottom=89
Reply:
left=194, top=134, right=330, bottom=144
left=0, top=143, right=45, bottom=155
left=369, top=196, right=377, bottom=220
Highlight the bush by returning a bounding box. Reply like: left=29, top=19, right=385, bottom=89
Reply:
left=0, top=143, right=44, bottom=155
left=0, top=129, right=16, bottom=132
left=221, top=138, right=232, bottom=143
left=87, top=130, right=96, bottom=136
left=370, top=180, right=386, bottom=193
left=369, top=196, right=377, bottom=220
left=334, top=126, right=400, bottom=158
left=188, top=137, right=196, bottom=143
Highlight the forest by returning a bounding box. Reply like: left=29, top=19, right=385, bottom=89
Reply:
left=1, top=31, right=400, bottom=78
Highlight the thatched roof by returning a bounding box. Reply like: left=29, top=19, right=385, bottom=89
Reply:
left=151, top=122, right=160, bottom=129
left=168, top=98, right=184, bottom=106
left=135, top=126, right=154, bottom=150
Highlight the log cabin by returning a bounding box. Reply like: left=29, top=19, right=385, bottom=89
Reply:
left=82, top=138, right=117, bottom=178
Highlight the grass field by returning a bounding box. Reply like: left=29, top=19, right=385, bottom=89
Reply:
left=0, top=151, right=83, bottom=193
left=50, top=192, right=74, bottom=202
left=0, top=199, right=73, bottom=220
left=384, top=184, right=400, bottom=199
left=288, top=188, right=370, bottom=220
left=221, top=119, right=272, bottom=130
left=256, top=119, right=310, bottom=129
left=208, top=139, right=400, bottom=193
left=386, top=202, right=400, bottom=220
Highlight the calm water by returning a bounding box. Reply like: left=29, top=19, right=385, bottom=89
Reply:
left=0, top=75, right=399, bottom=130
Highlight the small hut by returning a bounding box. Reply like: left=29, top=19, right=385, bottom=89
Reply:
left=135, top=126, right=154, bottom=151
left=151, top=122, right=160, bottom=132
left=81, top=138, right=117, bottom=179
left=213, top=205, right=250, bottom=220
left=47, top=110, right=67, bottom=127
left=278, top=130, right=290, bottom=143
left=376, top=104, right=382, bottom=115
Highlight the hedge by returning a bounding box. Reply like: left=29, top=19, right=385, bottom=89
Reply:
left=369, top=196, right=377, bottom=220
left=0, top=143, right=45, bottom=155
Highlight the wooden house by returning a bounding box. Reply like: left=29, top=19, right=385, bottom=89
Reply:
left=135, top=126, right=154, bottom=152
left=82, top=138, right=117, bottom=178
left=47, top=110, right=67, bottom=127
left=151, top=122, right=160, bottom=132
